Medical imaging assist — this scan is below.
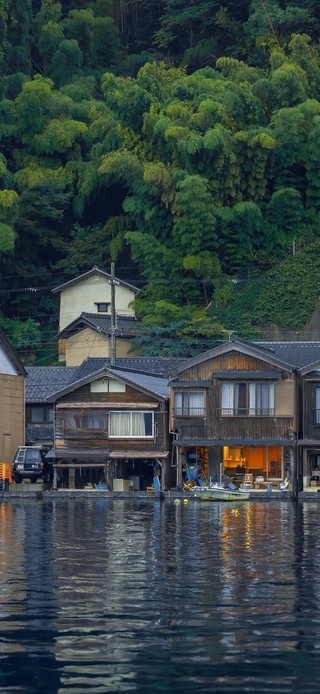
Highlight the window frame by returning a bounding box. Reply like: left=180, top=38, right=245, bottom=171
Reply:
left=109, top=410, right=154, bottom=438
left=63, top=410, right=108, bottom=432
left=174, top=391, right=206, bottom=417
left=314, top=386, right=320, bottom=425
left=221, top=382, right=275, bottom=416
left=30, top=405, right=54, bottom=424
left=95, top=302, right=110, bottom=313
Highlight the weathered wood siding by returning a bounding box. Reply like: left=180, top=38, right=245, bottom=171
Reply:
left=0, top=374, right=24, bottom=461
left=303, top=380, right=320, bottom=439
left=175, top=415, right=294, bottom=442
left=171, top=352, right=295, bottom=442
left=177, top=353, right=281, bottom=381
left=53, top=384, right=169, bottom=457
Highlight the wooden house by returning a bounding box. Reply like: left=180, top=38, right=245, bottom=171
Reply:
left=0, top=329, right=26, bottom=462
left=46, top=357, right=183, bottom=490
left=25, top=365, right=77, bottom=447
left=169, top=339, right=298, bottom=491
left=52, top=266, right=139, bottom=365
left=298, top=359, right=320, bottom=492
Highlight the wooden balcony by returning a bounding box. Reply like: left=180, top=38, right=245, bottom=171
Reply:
left=173, top=413, right=294, bottom=442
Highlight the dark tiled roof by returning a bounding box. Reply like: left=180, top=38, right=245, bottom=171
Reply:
left=108, top=367, right=169, bottom=399
left=25, top=424, right=54, bottom=444
left=26, top=366, right=77, bottom=402
left=255, top=342, right=320, bottom=369
left=58, top=313, right=141, bottom=339
left=70, top=357, right=186, bottom=383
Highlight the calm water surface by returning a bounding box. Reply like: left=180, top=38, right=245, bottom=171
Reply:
left=1, top=499, right=320, bottom=693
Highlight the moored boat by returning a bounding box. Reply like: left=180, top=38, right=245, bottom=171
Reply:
left=194, top=484, right=250, bottom=501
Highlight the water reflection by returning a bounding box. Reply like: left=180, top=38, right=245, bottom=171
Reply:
left=1, top=499, right=320, bottom=691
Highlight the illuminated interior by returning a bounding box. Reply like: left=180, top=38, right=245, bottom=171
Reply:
left=223, top=445, right=283, bottom=481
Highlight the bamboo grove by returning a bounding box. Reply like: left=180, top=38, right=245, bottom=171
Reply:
left=1, top=1, right=320, bottom=359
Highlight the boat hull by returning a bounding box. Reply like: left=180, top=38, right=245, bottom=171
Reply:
left=194, top=486, right=250, bottom=501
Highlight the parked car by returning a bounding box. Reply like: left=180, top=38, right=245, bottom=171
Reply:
left=12, top=446, right=53, bottom=484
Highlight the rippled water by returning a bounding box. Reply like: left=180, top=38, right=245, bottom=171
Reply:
left=1, top=499, right=320, bottom=693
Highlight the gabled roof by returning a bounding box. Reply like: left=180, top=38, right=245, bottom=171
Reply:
left=0, top=329, right=27, bottom=376
left=57, top=312, right=141, bottom=339
left=26, top=366, right=77, bottom=403
left=299, top=359, right=320, bottom=377
left=47, top=365, right=169, bottom=402
left=254, top=341, right=320, bottom=368
left=69, top=356, right=185, bottom=382
left=52, top=266, right=138, bottom=294
left=109, top=368, right=169, bottom=399
left=169, top=339, right=295, bottom=379
left=25, top=358, right=185, bottom=403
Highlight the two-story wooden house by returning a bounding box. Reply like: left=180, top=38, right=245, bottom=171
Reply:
left=52, top=266, right=139, bottom=365
left=299, top=359, right=320, bottom=492
left=47, top=358, right=183, bottom=491
left=169, top=340, right=298, bottom=491
left=0, top=329, right=26, bottom=462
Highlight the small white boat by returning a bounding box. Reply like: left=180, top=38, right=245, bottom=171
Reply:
left=194, top=484, right=250, bottom=501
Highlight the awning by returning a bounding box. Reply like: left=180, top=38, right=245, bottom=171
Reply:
left=51, top=449, right=109, bottom=461
left=108, top=450, right=169, bottom=459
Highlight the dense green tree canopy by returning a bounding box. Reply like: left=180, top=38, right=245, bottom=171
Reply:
left=1, top=1, right=320, bottom=360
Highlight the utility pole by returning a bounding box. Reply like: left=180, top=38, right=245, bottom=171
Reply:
left=109, top=262, right=119, bottom=366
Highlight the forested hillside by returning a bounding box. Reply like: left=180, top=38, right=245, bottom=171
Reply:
left=1, top=1, right=320, bottom=361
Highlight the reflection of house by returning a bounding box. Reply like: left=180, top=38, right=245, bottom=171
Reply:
left=0, top=329, right=26, bottom=461
left=47, top=362, right=176, bottom=491
left=52, top=266, right=139, bottom=365
left=169, top=339, right=298, bottom=491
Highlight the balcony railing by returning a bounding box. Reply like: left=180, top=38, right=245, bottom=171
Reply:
left=174, top=408, right=206, bottom=417
left=218, top=408, right=275, bottom=417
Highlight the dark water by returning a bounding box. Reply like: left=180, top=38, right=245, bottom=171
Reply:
left=1, top=499, right=320, bottom=693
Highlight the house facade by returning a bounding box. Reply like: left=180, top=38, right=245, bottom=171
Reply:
left=52, top=266, right=139, bottom=365
left=169, top=340, right=298, bottom=492
left=299, top=361, right=320, bottom=493
left=0, top=330, right=26, bottom=462
left=56, top=313, right=141, bottom=366
left=47, top=364, right=175, bottom=491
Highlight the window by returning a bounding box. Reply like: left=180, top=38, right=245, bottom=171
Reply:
left=221, top=383, right=275, bottom=416
left=91, top=379, right=126, bottom=393
left=175, top=392, right=205, bottom=416
left=30, top=406, right=54, bottom=423
left=109, top=411, right=153, bottom=437
left=315, top=387, right=320, bottom=425
left=64, top=411, right=107, bottom=431
left=95, top=302, right=110, bottom=313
